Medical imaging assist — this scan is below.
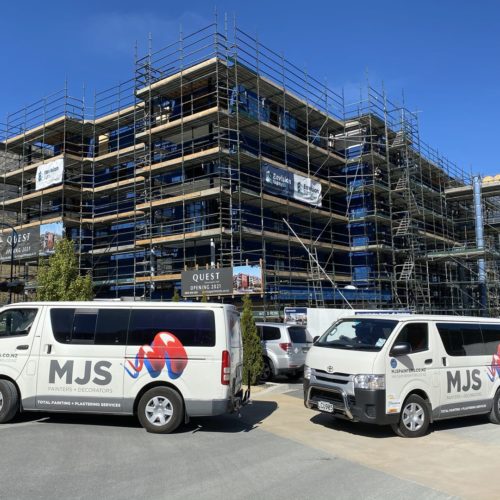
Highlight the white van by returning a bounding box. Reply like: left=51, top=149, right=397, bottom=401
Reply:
left=304, top=315, right=500, bottom=437
left=0, top=302, right=246, bottom=433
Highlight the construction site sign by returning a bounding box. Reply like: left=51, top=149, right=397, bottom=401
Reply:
left=0, top=221, right=63, bottom=261
left=262, top=163, right=322, bottom=207
left=181, top=265, right=263, bottom=297
left=36, top=158, right=64, bottom=191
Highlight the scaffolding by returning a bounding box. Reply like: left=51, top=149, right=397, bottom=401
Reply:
left=1, top=18, right=499, bottom=316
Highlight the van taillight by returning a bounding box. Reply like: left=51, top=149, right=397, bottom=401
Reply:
left=221, top=350, right=230, bottom=385
left=279, top=343, right=292, bottom=354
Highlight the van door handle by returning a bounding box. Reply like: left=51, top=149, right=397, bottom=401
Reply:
left=424, top=359, right=433, bottom=365
left=16, top=345, right=29, bottom=351
left=45, top=344, right=52, bottom=354
left=442, top=357, right=447, bottom=367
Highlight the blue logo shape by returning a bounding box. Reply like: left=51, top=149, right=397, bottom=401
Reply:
left=390, top=358, right=397, bottom=369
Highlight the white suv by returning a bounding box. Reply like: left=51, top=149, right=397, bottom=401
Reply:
left=256, top=322, right=312, bottom=381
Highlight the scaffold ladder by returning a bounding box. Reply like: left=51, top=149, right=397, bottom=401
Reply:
left=398, top=259, right=414, bottom=280
left=395, top=213, right=411, bottom=236
left=309, top=248, right=325, bottom=308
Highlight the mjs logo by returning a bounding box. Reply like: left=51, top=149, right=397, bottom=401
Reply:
left=125, top=332, right=188, bottom=380
left=487, top=345, right=500, bottom=382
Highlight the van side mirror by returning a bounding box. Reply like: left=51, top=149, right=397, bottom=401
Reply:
left=313, top=336, right=320, bottom=343
left=391, top=342, right=412, bottom=356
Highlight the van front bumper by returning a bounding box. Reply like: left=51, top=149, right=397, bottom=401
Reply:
left=303, top=379, right=399, bottom=426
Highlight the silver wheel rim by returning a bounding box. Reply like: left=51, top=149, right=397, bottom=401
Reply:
left=145, top=396, right=173, bottom=427
left=0, top=391, right=3, bottom=411
left=402, top=402, right=425, bottom=432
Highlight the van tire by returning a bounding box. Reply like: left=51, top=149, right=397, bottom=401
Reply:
left=489, top=390, right=500, bottom=424
left=137, top=387, right=184, bottom=434
left=0, top=380, right=19, bottom=424
left=391, top=394, right=430, bottom=438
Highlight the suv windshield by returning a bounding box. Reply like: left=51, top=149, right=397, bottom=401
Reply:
left=316, top=318, right=398, bottom=351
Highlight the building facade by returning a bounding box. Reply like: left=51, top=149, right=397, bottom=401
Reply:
left=1, top=22, right=499, bottom=316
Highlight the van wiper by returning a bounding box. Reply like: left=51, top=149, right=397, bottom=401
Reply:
left=316, top=343, right=353, bottom=350
left=354, top=345, right=379, bottom=351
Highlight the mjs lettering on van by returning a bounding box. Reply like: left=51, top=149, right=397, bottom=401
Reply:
left=304, top=315, right=500, bottom=437
left=0, top=302, right=247, bottom=434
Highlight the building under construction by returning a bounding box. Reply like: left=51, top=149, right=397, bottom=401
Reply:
left=1, top=22, right=499, bottom=317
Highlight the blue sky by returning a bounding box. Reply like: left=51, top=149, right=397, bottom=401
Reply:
left=1, top=0, right=499, bottom=175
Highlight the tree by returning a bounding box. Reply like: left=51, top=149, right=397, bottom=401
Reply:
left=241, top=294, right=264, bottom=385
left=36, top=239, right=93, bottom=301
left=171, top=287, right=180, bottom=302
left=200, top=291, right=208, bottom=303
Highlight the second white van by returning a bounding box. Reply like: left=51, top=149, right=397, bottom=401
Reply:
left=304, top=315, right=500, bottom=437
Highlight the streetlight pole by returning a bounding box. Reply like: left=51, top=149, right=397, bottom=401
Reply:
left=0, top=222, right=18, bottom=304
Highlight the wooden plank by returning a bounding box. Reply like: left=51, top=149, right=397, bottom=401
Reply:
left=136, top=227, right=225, bottom=246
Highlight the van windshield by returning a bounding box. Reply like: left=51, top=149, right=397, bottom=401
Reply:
left=316, top=318, right=398, bottom=351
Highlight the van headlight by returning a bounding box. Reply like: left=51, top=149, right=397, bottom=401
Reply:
left=304, top=365, right=311, bottom=380
left=353, top=374, right=385, bottom=390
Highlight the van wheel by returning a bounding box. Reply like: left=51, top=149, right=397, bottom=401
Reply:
left=489, top=390, right=500, bottom=424
left=391, top=394, right=430, bottom=438
left=260, top=358, right=274, bottom=382
left=0, top=380, right=19, bottom=424
left=137, top=387, right=183, bottom=434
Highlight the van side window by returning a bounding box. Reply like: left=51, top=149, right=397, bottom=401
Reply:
left=479, top=325, right=500, bottom=356
left=437, top=323, right=484, bottom=356
left=72, top=310, right=98, bottom=344
left=128, top=309, right=215, bottom=347
left=394, top=323, right=428, bottom=353
left=0, top=309, right=37, bottom=338
left=262, top=326, right=281, bottom=341
left=51, top=309, right=75, bottom=343
left=94, top=309, right=130, bottom=345
left=51, top=308, right=129, bottom=345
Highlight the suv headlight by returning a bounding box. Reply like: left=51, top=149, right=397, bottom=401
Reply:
left=304, top=365, right=311, bottom=380
left=353, top=374, right=385, bottom=390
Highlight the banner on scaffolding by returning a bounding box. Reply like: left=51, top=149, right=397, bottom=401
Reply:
left=261, top=163, right=322, bottom=207
left=181, top=264, right=263, bottom=297
left=0, top=221, right=64, bottom=261
left=36, top=158, right=64, bottom=191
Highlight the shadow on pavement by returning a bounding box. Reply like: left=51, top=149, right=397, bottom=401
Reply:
left=186, top=400, right=278, bottom=434
left=310, top=411, right=493, bottom=438
left=9, top=400, right=278, bottom=434
left=310, top=413, right=394, bottom=438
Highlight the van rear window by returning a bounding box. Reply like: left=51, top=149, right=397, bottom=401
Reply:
left=437, top=323, right=500, bottom=357
left=127, top=309, right=215, bottom=347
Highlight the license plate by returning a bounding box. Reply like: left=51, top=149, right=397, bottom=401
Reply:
left=318, top=401, right=334, bottom=413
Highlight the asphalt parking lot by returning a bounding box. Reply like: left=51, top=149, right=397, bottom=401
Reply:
left=0, top=380, right=498, bottom=499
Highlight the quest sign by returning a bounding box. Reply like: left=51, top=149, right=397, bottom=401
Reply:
left=181, top=268, right=233, bottom=297
left=0, top=221, right=64, bottom=261
left=181, top=264, right=263, bottom=297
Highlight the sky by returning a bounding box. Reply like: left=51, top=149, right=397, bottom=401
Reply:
left=1, top=0, right=499, bottom=176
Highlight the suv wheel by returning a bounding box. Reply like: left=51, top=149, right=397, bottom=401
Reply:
left=260, top=358, right=274, bottom=382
